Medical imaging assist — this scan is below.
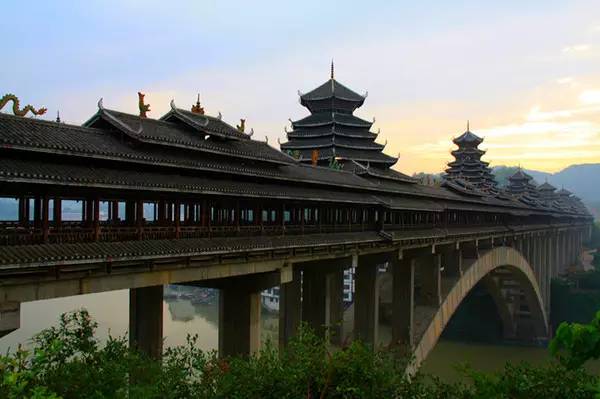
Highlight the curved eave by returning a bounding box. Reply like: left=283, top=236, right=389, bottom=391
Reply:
left=86, top=110, right=292, bottom=166
left=160, top=109, right=248, bottom=141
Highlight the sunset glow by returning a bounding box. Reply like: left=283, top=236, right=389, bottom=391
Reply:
left=1, top=0, right=599, bottom=174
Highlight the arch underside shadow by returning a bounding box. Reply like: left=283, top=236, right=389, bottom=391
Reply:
left=410, top=246, right=548, bottom=372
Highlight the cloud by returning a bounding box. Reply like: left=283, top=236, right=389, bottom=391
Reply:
left=580, top=90, right=600, bottom=104
left=562, top=44, right=591, bottom=53
left=557, top=76, right=575, bottom=85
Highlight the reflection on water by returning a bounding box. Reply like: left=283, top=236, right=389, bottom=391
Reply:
left=0, top=289, right=279, bottom=354
left=2, top=289, right=598, bottom=382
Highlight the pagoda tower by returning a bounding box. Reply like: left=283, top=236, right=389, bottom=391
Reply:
left=444, top=124, right=497, bottom=191
left=280, top=63, right=397, bottom=169
left=506, top=169, right=538, bottom=197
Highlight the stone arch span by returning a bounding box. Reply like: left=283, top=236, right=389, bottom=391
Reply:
left=410, top=246, right=548, bottom=372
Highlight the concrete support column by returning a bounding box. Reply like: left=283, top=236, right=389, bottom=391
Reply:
left=326, top=268, right=345, bottom=345
left=0, top=302, right=20, bottom=338
left=558, top=232, right=566, bottom=274
left=354, top=255, right=379, bottom=347
left=129, top=285, right=163, bottom=359
left=391, top=257, right=415, bottom=349
left=441, top=247, right=462, bottom=277
left=279, top=268, right=301, bottom=349
left=419, top=254, right=442, bottom=306
left=541, top=235, right=549, bottom=314
left=521, top=237, right=530, bottom=265
left=219, top=287, right=261, bottom=357
left=302, top=267, right=327, bottom=337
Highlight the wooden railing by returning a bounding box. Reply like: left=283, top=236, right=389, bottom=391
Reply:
left=0, top=219, right=527, bottom=247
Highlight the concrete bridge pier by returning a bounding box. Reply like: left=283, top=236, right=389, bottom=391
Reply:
left=129, top=285, right=163, bottom=359
left=391, top=256, right=415, bottom=349
left=219, top=287, right=262, bottom=358
left=354, top=254, right=382, bottom=346
left=300, top=259, right=346, bottom=343
left=279, top=268, right=301, bottom=349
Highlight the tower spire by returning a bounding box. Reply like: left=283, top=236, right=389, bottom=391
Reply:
left=330, top=59, right=334, bottom=80
left=467, top=120, right=470, bottom=132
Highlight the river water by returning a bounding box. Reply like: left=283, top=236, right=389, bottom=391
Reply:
left=1, top=289, right=596, bottom=382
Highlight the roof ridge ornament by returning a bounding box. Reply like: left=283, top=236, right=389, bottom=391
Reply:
left=284, top=126, right=289, bottom=133
left=363, top=91, right=368, bottom=98
left=236, top=118, right=245, bottom=133
left=217, top=112, right=222, bottom=120
left=376, top=128, right=380, bottom=135
left=249, top=128, right=254, bottom=137
left=191, top=94, right=205, bottom=115
left=97, top=98, right=104, bottom=110
left=265, top=136, right=269, bottom=144
left=56, top=111, right=61, bottom=123
left=170, top=99, right=177, bottom=111
left=137, top=92, right=150, bottom=118
left=0, top=94, right=47, bottom=117
left=372, top=116, right=376, bottom=123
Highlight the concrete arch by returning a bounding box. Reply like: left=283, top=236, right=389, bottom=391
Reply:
left=410, top=246, right=548, bottom=372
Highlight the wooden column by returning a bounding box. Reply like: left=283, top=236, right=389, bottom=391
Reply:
left=136, top=199, right=144, bottom=240
left=33, top=197, right=42, bottom=228
left=174, top=200, right=181, bottom=238
left=111, top=201, right=119, bottom=222
left=18, top=196, right=29, bottom=227
left=53, top=198, right=62, bottom=230
left=93, top=198, right=100, bottom=241
left=85, top=199, right=93, bottom=227
left=41, top=196, right=49, bottom=243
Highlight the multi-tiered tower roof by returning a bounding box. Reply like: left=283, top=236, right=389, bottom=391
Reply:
left=506, top=169, right=538, bottom=197
left=280, top=64, right=397, bottom=169
left=444, top=125, right=497, bottom=191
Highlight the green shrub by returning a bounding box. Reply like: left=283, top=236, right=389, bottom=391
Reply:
left=1, top=309, right=599, bottom=398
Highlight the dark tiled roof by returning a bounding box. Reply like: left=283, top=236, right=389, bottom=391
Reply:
left=281, top=136, right=384, bottom=150
left=160, top=107, right=249, bottom=140
left=286, top=125, right=377, bottom=139
left=352, top=162, right=417, bottom=184
left=509, top=169, right=533, bottom=181
left=453, top=130, right=483, bottom=145
left=294, top=147, right=397, bottom=166
left=0, top=157, right=378, bottom=204
left=292, top=112, right=372, bottom=128
left=300, top=79, right=365, bottom=102
left=0, top=231, right=383, bottom=267
left=537, top=182, right=556, bottom=192
left=83, top=110, right=292, bottom=165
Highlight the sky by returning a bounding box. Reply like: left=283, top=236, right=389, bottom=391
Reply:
left=1, top=0, right=600, bottom=174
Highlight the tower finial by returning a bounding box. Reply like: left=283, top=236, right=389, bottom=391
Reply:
left=331, top=59, right=334, bottom=79
left=56, top=110, right=61, bottom=123
left=467, top=120, right=470, bottom=132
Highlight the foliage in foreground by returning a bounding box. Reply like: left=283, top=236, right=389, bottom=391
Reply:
left=1, top=309, right=599, bottom=398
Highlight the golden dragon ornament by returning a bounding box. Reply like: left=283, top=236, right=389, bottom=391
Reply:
left=0, top=94, right=47, bottom=117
